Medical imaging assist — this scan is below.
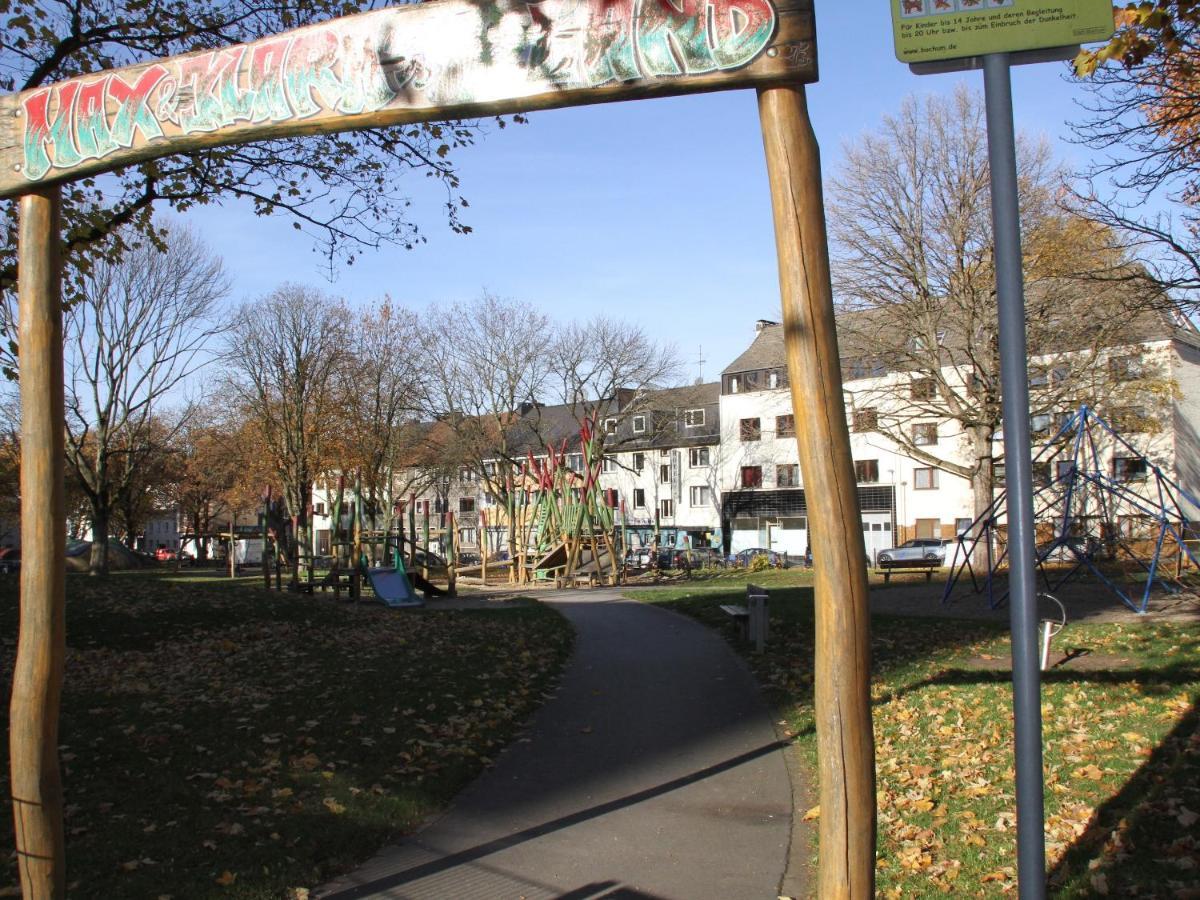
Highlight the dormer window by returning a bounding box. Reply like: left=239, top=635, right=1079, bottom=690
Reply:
left=632, top=415, right=646, bottom=433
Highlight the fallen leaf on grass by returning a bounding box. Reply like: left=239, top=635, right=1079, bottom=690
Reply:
left=801, top=805, right=820, bottom=821
left=215, top=870, right=237, bottom=886
left=323, top=797, right=346, bottom=814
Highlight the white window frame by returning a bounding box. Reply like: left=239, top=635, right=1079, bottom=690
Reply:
left=684, top=408, right=705, bottom=427
left=632, top=415, right=646, bottom=433
left=660, top=498, right=674, bottom=518
left=913, top=467, right=939, bottom=490
left=689, top=485, right=710, bottom=507
left=689, top=447, right=709, bottom=468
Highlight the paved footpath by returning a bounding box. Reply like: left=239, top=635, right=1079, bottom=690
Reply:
left=319, top=589, right=796, bottom=900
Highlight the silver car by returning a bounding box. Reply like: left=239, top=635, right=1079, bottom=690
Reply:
left=875, top=539, right=946, bottom=568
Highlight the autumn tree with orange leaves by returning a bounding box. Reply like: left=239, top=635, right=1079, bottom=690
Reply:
left=1073, top=2, right=1200, bottom=311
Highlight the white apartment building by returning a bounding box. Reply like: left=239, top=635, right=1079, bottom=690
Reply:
left=718, top=317, right=1200, bottom=563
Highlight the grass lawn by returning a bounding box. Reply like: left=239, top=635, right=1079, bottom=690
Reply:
left=0, top=571, right=573, bottom=898
left=627, top=574, right=1200, bottom=898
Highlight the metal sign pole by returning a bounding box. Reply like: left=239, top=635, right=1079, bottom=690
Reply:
left=982, top=52, right=1047, bottom=899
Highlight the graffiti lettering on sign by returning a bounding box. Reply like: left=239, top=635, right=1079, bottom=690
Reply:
left=16, top=0, right=782, bottom=183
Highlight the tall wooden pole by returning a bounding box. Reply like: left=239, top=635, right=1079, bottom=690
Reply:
left=10, top=186, right=67, bottom=898
left=758, top=84, right=876, bottom=898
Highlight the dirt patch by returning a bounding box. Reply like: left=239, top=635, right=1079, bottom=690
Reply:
left=870, top=575, right=1200, bottom=624
left=960, top=649, right=1137, bottom=672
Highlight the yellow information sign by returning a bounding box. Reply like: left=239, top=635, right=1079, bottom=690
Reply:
left=892, top=0, right=1114, bottom=64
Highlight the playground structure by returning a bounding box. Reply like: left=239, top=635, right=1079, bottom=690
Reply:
left=253, top=477, right=455, bottom=605
left=943, top=405, right=1200, bottom=613
left=500, top=415, right=624, bottom=587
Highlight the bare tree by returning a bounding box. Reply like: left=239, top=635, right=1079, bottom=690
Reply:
left=27, top=224, right=230, bottom=574
left=226, top=283, right=345, bottom=583
left=829, top=88, right=1174, bottom=540
left=423, top=293, right=552, bottom=558
left=548, top=315, right=681, bottom=453
left=334, top=298, right=426, bottom=531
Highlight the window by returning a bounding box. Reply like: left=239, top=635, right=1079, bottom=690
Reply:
left=632, top=452, right=645, bottom=473
left=660, top=499, right=674, bottom=518
left=604, top=417, right=618, bottom=434
left=1055, top=460, right=1076, bottom=480
left=660, top=448, right=670, bottom=457
left=1108, top=355, right=1143, bottom=380
left=315, top=502, right=326, bottom=516
left=458, top=466, right=475, bottom=483
left=1113, top=456, right=1148, bottom=481
left=602, top=457, right=616, bottom=473
left=632, top=415, right=646, bottom=433
left=633, top=488, right=646, bottom=509
left=915, top=518, right=940, bottom=539
left=955, top=517, right=973, bottom=535
left=777, top=464, right=800, bottom=487
left=854, top=459, right=879, bottom=483
left=1028, top=367, right=1049, bottom=388
left=852, top=408, right=877, bottom=432
left=458, top=497, right=476, bottom=513
left=684, top=408, right=705, bottom=427
left=740, top=417, right=762, bottom=441
left=913, top=467, right=938, bottom=490
left=484, top=461, right=497, bottom=476
left=912, top=423, right=938, bottom=446
left=767, top=369, right=788, bottom=389
left=659, top=464, right=671, bottom=484
left=566, top=453, right=583, bottom=473
left=910, top=378, right=936, bottom=401
left=689, top=485, right=710, bottom=506
left=1030, top=413, right=1052, bottom=435
left=689, top=447, right=710, bottom=468
left=776, top=414, right=795, bottom=438
left=1032, top=461, right=1051, bottom=487
left=741, top=466, right=763, bottom=488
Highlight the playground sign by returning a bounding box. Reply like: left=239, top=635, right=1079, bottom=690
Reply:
left=891, top=0, right=1114, bottom=64
left=0, top=0, right=815, bottom=197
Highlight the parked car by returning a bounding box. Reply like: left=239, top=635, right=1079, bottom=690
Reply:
left=730, top=548, right=789, bottom=568
left=153, top=546, right=176, bottom=561
left=677, top=547, right=725, bottom=568
left=875, top=539, right=946, bottom=568
left=624, top=547, right=653, bottom=568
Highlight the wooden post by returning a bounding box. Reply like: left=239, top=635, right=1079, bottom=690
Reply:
left=261, top=489, right=271, bottom=590
left=480, top=509, right=488, bottom=584
left=10, top=186, right=67, bottom=898
left=446, top=511, right=457, bottom=597
left=758, top=83, right=876, bottom=898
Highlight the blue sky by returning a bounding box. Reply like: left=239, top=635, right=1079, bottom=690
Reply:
left=187, top=1, right=1106, bottom=382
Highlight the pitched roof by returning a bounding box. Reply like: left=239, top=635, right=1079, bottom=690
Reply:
left=722, top=324, right=785, bottom=375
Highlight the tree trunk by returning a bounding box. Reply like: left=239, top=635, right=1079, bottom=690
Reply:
left=968, top=429, right=996, bottom=569
left=88, top=506, right=110, bottom=576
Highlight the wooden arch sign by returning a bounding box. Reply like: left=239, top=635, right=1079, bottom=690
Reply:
left=6, top=2, right=874, bottom=898
left=1, top=0, right=816, bottom=195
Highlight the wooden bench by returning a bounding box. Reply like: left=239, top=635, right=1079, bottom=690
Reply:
left=875, top=560, right=941, bottom=583
left=573, top=571, right=596, bottom=588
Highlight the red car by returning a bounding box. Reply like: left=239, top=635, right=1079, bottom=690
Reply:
left=153, top=547, right=176, bottom=561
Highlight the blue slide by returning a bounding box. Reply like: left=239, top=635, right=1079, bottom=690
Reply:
left=365, top=567, right=424, bottom=608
